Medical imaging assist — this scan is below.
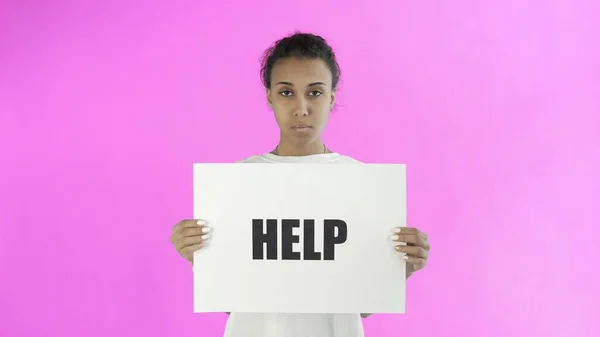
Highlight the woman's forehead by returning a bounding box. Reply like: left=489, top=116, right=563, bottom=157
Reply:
left=271, top=58, right=332, bottom=84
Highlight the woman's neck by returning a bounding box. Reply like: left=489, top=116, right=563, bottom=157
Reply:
left=273, top=139, right=329, bottom=157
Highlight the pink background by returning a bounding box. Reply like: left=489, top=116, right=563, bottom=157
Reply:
left=1, top=1, right=599, bottom=336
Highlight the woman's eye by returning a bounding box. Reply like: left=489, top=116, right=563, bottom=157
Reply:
left=279, top=90, right=322, bottom=97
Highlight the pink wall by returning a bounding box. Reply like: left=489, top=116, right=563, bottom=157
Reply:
left=1, top=1, right=599, bottom=336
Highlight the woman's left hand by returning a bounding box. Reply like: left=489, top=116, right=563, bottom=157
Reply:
left=390, top=227, right=430, bottom=277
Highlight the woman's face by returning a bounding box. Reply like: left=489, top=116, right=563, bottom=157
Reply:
left=267, top=57, right=335, bottom=144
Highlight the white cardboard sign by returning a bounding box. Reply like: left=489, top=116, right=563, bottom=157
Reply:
left=193, top=163, right=406, bottom=314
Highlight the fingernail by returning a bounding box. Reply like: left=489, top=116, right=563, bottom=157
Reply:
left=403, top=255, right=409, bottom=260
left=390, top=235, right=399, bottom=241
left=197, top=220, right=207, bottom=225
left=201, top=227, right=211, bottom=233
left=391, top=227, right=401, bottom=233
left=201, top=234, right=211, bottom=240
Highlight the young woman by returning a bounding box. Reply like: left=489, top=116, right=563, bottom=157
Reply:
left=170, top=32, right=431, bottom=337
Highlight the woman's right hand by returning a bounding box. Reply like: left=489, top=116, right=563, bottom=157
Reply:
left=170, top=219, right=212, bottom=263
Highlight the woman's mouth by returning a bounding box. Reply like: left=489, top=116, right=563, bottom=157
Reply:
left=291, top=124, right=312, bottom=132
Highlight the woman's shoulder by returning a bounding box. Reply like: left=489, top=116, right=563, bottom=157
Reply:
left=336, top=154, right=363, bottom=164
left=237, top=154, right=271, bottom=163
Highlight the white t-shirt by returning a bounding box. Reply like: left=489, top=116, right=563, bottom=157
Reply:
left=222, top=151, right=365, bottom=337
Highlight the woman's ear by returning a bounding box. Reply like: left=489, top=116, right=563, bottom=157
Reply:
left=266, top=89, right=273, bottom=107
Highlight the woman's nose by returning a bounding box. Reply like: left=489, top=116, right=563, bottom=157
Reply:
left=293, top=98, right=309, bottom=116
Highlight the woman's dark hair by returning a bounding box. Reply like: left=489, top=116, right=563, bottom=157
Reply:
left=260, top=32, right=341, bottom=91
